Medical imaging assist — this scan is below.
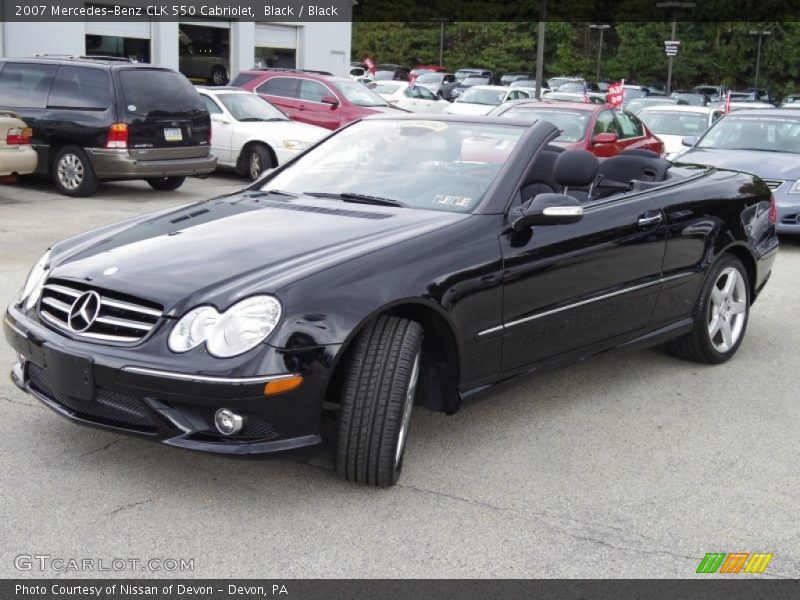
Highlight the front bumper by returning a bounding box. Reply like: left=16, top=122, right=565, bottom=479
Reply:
left=775, top=201, right=800, bottom=234
left=4, top=306, right=336, bottom=455
left=86, top=148, right=217, bottom=180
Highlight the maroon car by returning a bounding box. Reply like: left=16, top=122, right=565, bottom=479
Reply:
left=231, top=68, right=405, bottom=131
left=489, top=100, right=665, bottom=158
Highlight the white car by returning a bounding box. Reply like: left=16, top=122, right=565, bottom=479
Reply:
left=198, top=87, right=328, bottom=180
left=0, top=111, right=37, bottom=178
left=637, top=105, right=724, bottom=160
left=367, top=81, right=450, bottom=113
left=443, top=85, right=534, bottom=116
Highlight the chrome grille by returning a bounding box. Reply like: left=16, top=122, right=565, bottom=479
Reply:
left=39, top=279, right=163, bottom=343
left=761, top=179, right=783, bottom=191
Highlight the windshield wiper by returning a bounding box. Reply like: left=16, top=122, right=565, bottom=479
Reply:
left=304, top=192, right=406, bottom=207
left=248, top=189, right=300, bottom=198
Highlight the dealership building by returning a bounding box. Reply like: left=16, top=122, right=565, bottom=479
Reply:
left=0, top=17, right=352, bottom=82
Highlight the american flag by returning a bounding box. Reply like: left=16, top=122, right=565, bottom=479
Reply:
left=364, top=56, right=376, bottom=75
left=723, top=90, right=731, bottom=113
left=583, top=82, right=590, bottom=103
left=409, top=74, right=417, bottom=90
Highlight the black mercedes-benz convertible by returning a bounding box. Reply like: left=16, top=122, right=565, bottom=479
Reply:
left=4, top=115, right=779, bottom=486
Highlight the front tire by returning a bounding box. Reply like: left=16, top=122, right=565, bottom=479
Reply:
left=335, top=315, right=424, bottom=487
left=146, top=176, right=186, bottom=191
left=210, top=66, right=228, bottom=86
left=244, top=144, right=274, bottom=181
left=52, top=146, right=98, bottom=197
left=669, top=255, right=750, bottom=364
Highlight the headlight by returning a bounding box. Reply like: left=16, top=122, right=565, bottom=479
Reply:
left=788, top=180, right=800, bottom=194
left=168, top=295, right=282, bottom=358
left=18, top=249, right=51, bottom=310
left=282, top=140, right=309, bottom=151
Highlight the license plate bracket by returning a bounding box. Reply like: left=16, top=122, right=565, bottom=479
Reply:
left=41, top=345, right=94, bottom=402
left=164, top=127, right=183, bottom=142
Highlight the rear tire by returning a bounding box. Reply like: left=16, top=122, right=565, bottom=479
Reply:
left=668, top=255, right=750, bottom=364
left=146, top=176, right=186, bottom=191
left=335, top=315, right=424, bottom=487
left=52, top=146, right=98, bottom=197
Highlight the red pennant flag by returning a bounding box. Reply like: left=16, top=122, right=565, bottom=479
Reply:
left=606, top=80, right=624, bottom=107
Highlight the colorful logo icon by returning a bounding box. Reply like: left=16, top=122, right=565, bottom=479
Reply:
left=696, top=552, right=773, bottom=574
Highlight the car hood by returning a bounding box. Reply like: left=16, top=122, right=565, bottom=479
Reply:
left=679, top=147, right=800, bottom=180
left=49, top=194, right=467, bottom=314
left=444, top=102, right=495, bottom=116
left=237, top=120, right=327, bottom=142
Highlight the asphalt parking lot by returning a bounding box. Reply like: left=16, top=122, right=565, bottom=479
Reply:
left=0, top=174, right=798, bottom=579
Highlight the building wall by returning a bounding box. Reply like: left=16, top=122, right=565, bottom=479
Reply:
left=0, top=21, right=352, bottom=77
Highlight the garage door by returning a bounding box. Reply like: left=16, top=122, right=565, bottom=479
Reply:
left=255, top=24, right=297, bottom=49
left=85, top=22, right=151, bottom=39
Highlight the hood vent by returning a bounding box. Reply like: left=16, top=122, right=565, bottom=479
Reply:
left=259, top=200, right=392, bottom=220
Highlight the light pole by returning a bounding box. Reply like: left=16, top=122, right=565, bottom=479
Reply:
left=589, top=24, right=610, bottom=83
left=656, top=2, right=696, bottom=95
left=535, top=0, right=546, bottom=99
left=750, top=29, right=771, bottom=93
left=431, top=19, right=448, bottom=66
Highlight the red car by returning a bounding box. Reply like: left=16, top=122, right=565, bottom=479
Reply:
left=488, top=100, right=664, bottom=157
left=410, top=64, right=448, bottom=77
left=231, top=69, right=405, bottom=131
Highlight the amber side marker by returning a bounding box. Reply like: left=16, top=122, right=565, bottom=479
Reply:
left=264, top=375, right=303, bottom=396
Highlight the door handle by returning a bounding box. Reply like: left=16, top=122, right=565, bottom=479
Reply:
left=638, top=212, right=663, bottom=227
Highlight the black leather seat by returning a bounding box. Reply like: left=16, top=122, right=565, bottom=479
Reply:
left=553, top=149, right=599, bottom=202
left=520, top=145, right=564, bottom=201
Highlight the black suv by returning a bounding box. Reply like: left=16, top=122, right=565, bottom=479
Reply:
left=0, top=56, right=216, bottom=196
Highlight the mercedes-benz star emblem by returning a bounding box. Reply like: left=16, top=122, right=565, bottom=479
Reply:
left=67, top=291, right=101, bottom=333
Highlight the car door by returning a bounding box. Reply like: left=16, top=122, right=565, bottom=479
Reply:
left=415, top=85, right=446, bottom=112
left=589, top=108, right=623, bottom=157
left=615, top=109, right=663, bottom=155
left=296, top=79, right=341, bottom=129
left=200, top=94, right=232, bottom=165
left=255, top=76, right=300, bottom=118
left=498, top=182, right=667, bottom=371
left=401, top=86, right=426, bottom=112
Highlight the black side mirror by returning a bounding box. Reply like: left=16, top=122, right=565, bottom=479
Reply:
left=512, top=193, right=583, bottom=231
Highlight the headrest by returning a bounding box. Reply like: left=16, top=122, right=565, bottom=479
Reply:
left=553, top=149, right=599, bottom=188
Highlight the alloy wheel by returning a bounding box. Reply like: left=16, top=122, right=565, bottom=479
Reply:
left=395, top=350, right=421, bottom=468
left=707, top=266, right=747, bottom=353
left=249, top=152, right=261, bottom=180
left=57, top=154, right=84, bottom=190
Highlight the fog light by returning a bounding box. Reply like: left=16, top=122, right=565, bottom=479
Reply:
left=214, top=409, right=244, bottom=436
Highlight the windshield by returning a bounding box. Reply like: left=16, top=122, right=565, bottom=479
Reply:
left=457, top=88, right=505, bottom=105
left=217, top=93, right=288, bottom=121
left=417, top=73, right=442, bottom=84
left=337, top=81, right=389, bottom=107
left=639, top=111, right=707, bottom=136
left=261, top=120, right=525, bottom=213
left=498, top=107, right=590, bottom=143
left=370, top=82, right=404, bottom=95
left=698, top=114, right=800, bottom=153
left=455, top=70, right=480, bottom=81
left=373, top=71, right=395, bottom=81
